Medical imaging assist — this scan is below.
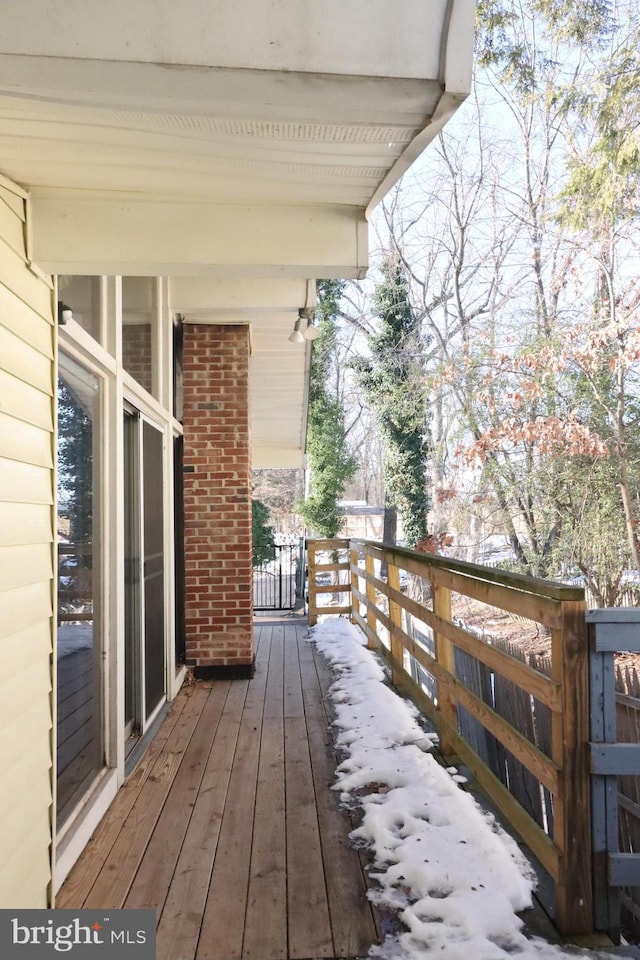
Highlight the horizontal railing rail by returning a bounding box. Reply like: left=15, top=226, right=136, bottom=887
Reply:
left=306, top=537, right=592, bottom=936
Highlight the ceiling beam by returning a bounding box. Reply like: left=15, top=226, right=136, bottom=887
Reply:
left=170, top=277, right=312, bottom=316
left=30, top=196, right=368, bottom=279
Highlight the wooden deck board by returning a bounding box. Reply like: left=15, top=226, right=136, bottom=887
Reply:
left=124, top=681, right=231, bottom=913
left=84, top=684, right=211, bottom=909
left=285, top=625, right=333, bottom=960
left=156, top=680, right=249, bottom=960
left=242, top=626, right=288, bottom=960
left=58, top=619, right=380, bottom=960
left=196, top=631, right=270, bottom=960
left=56, top=688, right=192, bottom=908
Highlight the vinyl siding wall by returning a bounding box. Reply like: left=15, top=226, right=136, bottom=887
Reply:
left=0, top=180, right=56, bottom=906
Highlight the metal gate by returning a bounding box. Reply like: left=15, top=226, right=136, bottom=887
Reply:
left=253, top=543, right=300, bottom=610
left=589, top=608, right=640, bottom=943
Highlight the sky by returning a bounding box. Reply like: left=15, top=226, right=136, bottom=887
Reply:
left=310, top=618, right=627, bottom=960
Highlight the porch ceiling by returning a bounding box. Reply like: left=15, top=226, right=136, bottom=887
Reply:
left=171, top=279, right=311, bottom=469
left=0, top=0, right=474, bottom=276
left=0, top=0, right=475, bottom=466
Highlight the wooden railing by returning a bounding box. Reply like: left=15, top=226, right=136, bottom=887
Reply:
left=306, top=537, right=593, bottom=936
left=307, top=538, right=352, bottom=624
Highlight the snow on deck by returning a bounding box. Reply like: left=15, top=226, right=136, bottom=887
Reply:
left=310, top=618, right=618, bottom=960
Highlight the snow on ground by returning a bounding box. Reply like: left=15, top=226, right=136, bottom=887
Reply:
left=310, top=618, right=617, bottom=960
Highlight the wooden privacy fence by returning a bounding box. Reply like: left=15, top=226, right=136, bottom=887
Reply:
left=306, top=537, right=592, bottom=936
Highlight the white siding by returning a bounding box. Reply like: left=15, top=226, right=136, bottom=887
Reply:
left=0, top=179, right=55, bottom=907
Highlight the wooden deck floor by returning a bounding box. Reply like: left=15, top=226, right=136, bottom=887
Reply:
left=57, top=619, right=380, bottom=960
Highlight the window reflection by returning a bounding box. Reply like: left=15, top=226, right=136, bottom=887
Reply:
left=59, top=276, right=101, bottom=342
left=122, top=277, right=154, bottom=395
left=57, top=354, right=104, bottom=826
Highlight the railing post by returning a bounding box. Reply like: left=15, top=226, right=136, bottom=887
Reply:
left=349, top=544, right=359, bottom=625
left=308, top=541, right=318, bottom=626
left=432, top=574, right=456, bottom=757
left=387, top=562, right=404, bottom=687
left=365, top=550, right=377, bottom=649
left=552, top=598, right=593, bottom=934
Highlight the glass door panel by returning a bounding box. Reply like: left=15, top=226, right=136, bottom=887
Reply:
left=56, top=354, right=104, bottom=827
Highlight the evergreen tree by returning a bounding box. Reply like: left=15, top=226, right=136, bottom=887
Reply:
left=352, top=257, right=429, bottom=547
left=57, top=379, right=94, bottom=543
left=297, top=280, right=357, bottom=538
left=57, top=377, right=95, bottom=618
left=251, top=499, right=276, bottom=567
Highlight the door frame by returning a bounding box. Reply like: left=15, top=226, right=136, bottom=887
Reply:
left=54, top=276, right=183, bottom=890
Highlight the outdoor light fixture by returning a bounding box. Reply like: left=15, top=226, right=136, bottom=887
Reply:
left=300, top=307, right=319, bottom=341
left=57, top=301, right=73, bottom=325
left=289, top=280, right=318, bottom=343
left=288, top=317, right=305, bottom=343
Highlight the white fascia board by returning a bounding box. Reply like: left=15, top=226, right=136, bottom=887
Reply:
left=252, top=446, right=307, bottom=469
left=365, top=90, right=468, bottom=218
left=365, top=0, right=476, bottom=217
left=0, top=0, right=448, bottom=82
left=443, top=0, right=476, bottom=95
left=30, top=198, right=369, bottom=279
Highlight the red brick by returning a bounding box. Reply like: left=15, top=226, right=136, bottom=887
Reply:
left=182, top=323, right=254, bottom=668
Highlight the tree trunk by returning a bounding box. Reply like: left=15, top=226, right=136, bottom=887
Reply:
left=381, top=497, right=397, bottom=580
left=382, top=500, right=397, bottom=546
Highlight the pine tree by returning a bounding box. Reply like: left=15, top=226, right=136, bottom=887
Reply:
left=57, top=379, right=94, bottom=543
left=251, top=499, right=276, bottom=566
left=353, top=257, right=429, bottom=547
left=297, top=280, right=357, bottom=538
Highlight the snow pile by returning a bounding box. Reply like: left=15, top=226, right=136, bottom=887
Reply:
left=311, top=618, right=616, bottom=960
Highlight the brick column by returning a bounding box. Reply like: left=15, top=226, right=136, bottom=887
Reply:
left=182, top=323, right=254, bottom=678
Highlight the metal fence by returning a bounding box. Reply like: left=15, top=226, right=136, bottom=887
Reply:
left=253, top=542, right=300, bottom=610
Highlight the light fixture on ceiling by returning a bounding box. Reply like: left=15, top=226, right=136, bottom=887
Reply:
left=289, top=280, right=319, bottom=343
left=57, top=301, right=74, bottom=325
left=288, top=316, right=304, bottom=343
left=300, top=306, right=320, bottom=341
